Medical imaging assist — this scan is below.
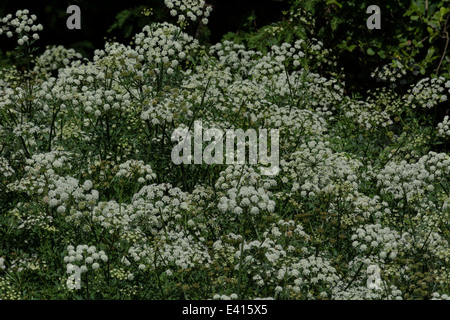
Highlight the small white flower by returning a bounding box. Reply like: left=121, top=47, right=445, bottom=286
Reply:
left=57, top=205, right=66, bottom=214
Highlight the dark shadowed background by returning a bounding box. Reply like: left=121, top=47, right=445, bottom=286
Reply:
left=0, top=0, right=289, bottom=56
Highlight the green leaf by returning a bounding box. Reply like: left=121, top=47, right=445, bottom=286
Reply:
left=426, top=47, right=435, bottom=61
left=439, top=7, right=450, bottom=17
left=326, top=0, right=343, bottom=9
left=346, top=44, right=357, bottom=52
left=331, top=17, right=339, bottom=31
left=377, top=51, right=386, bottom=59
left=367, top=48, right=376, bottom=56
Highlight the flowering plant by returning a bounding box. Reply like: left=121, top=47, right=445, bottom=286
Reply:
left=0, top=5, right=449, bottom=300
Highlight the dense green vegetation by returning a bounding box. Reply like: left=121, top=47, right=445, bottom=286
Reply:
left=0, top=1, right=449, bottom=300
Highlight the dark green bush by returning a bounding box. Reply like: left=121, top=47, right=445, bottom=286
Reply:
left=223, top=0, right=450, bottom=93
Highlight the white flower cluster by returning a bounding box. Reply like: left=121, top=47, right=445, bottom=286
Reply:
left=270, top=41, right=308, bottom=68
left=403, top=77, right=449, bottom=109
left=209, top=41, right=263, bottom=76
left=131, top=183, right=189, bottom=231
left=365, top=86, right=404, bottom=115
left=0, top=277, right=20, bottom=300
left=431, top=292, right=450, bottom=300
left=297, top=72, right=344, bottom=117
left=401, top=229, right=450, bottom=260
left=214, top=165, right=277, bottom=216
left=135, top=22, right=199, bottom=70
left=115, top=160, right=156, bottom=183
left=7, top=151, right=73, bottom=195
left=346, top=193, right=389, bottom=220
left=217, top=185, right=275, bottom=216
left=11, top=121, right=50, bottom=148
left=165, top=0, right=213, bottom=25
left=25, top=151, right=72, bottom=172
left=127, top=230, right=211, bottom=270
left=64, top=245, right=107, bottom=290
left=6, top=152, right=101, bottom=230
left=0, top=253, right=44, bottom=274
left=351, top=224, right=400, bottom=260
left=249, top=44, right=304, bottom=80
left=343, top=100, right=393, bottom=131
left=333, top=282, right=403, bottom=300
left=377, top=152, right=450, bottom=202
left=212, top=293, right=239, bottom=300
left=215, top=165, right=277, bottom=191
left=281, top=140, right=361, bottom=197
left=207, top=78, right=269, bottom=124
left=33, top=45, right=83, bottom=75
left=209, top=220, right=310, bottom=298
left=287, top=255, right=340, bottom=298
left=437, top=116, right=450, bottom=138
left=271, top=219, right=310, bottom=241
left=0, top=156, right=14, bottom=178
left=45, top=176, right=99, bottom=215
left=266, top=107, right=327, bottom=146
left=0, top=9, right=43, bottom=45
left=206, top=40, right=343, bottom=120
left=331, top=256, right=404, bottom=300
left=91, top=201, right=134, bottom=233
left=137, top=29, right=344, bottom=133
left=371, top=63, right=408, bottom=87
left=236, top=238, right=288, bottom=278
left=141, top=89, right=190, bottom=125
